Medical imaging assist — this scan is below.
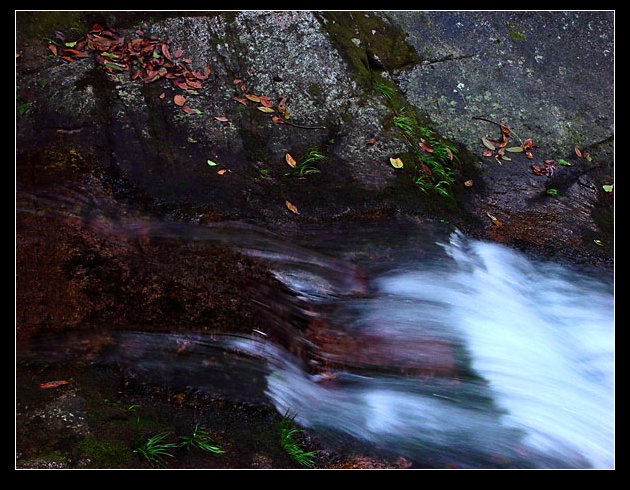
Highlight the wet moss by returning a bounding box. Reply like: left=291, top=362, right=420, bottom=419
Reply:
left=507, top=22, right=526, bottom=41
left=16, top=11, right=87, bottom=42
left=307, top=83, right=323, bottom=98
left=78, top=436, right=132, bottom=467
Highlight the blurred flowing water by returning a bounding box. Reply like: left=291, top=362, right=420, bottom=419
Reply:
left=20, top=218, right=614, bottom=468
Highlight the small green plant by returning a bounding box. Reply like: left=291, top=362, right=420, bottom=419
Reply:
left=296, top=148, right=326, bottom=176
left=17, top=102, right=32, bottom=116
left=546, top=188, right=559, bottom=197
left=279, top=413, right=316, bottom=468
left=134, top=432, right=178, bottom=467
left=375, top=80, right=396, bottom=100
left=179, top=425, right=225, bottom=455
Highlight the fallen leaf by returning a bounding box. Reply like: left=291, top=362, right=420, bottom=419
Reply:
left=161, top=43, right=172, bottom=61
left=482, top=137, right=496, bottom=151
left=584, top=152, right=592, bottom=162
left=501, top=155, right=512, bottom=161
left=544, top=159, right=557, bottom=165
left=185, top=79, right=202, bottom=90
left=285, top=153, right=297, bottom=168
left=419, top=139, right=434, bottom=153
left=464, top=179, right=473, bottom=188
left=233, top=78, right=242, bottom=84
left=39, top=380, right=69, bottom=389
left=271, top=116, right=285, bottom=124
left=54, top=31, right=66, bottom=41
left=257, top=106, right=275, bottom=113
left=389, top=157, right=404, bottom=168
left=182, top=105, right=202, bottom=114
left=421, top=163, right=432, bottom=175
left=183, top=58, right=193, bottom=63
left=497, top=148, right=506, bottom=156
left=278, top=96, right=288, bottom=115
left=159, top=92, right=165, bottom=99
left=524, top=150, right=534, bottom=159
left=136, top=29, right=144, bottom=36
left=259, top=98, right=273, bottom=108
left=233, top=96, right=248, bottom=106
left=546, top=188, right=558, bottom=196
left=367, top=138, right=377, bottom=145
left=557, top=159, right=573, bottom=166
left=48, top=44, right=58, bottom=56
left=500, top=125, right=511, bottom=137
left=240, top=84, right=247, bottom=92
left=245, top=94, right=262, bottom=103
left=482, top=150, right=494, bottom=157
left=506, top=146, right=524, bottom=152
left=173, top=94, right=186, bottom=106
left=206, top=159, right=217, bottom=166
left=575, top=146, right=583, bottom=158
left=498, top=133, right=509, bottom=148
left=214, top=116, right=229, bottom=122
left=285, top=200, right=299, bottom=214
left=486, top=211, right=503, bottom=227
left=174, top=48, right=184, bottom=58
left=522, top=138, right=535, bottom=149
left=61, top=56, right=75, bottom=63
left=593, top=239, right=603, bottom=246
left=602, top=184, right=614, bottom=192
left=64, top=41, right=77, bottom=48
left=446, top=148, right=454, bottom=161
left=217, top=169, right=227, bottom=175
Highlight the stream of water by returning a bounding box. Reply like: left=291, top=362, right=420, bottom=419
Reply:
left=20, top=218, right=614, bottom=468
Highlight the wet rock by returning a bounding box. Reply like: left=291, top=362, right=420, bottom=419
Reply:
left=32, top=389, right=90, bottom=437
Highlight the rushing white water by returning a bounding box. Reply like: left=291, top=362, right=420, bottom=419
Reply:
left=266, top=231, right=614, bottom=468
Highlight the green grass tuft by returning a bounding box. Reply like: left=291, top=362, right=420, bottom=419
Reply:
left=179, top=425, right=225, bottom=455
left=279, top=413, right=316, bottom=468
left=296, top=148, right=327, bottom=176
left=133, top=432, right=178, bottom=467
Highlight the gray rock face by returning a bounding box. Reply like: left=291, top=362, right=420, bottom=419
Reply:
left=16, top=11, right=613, bottom=262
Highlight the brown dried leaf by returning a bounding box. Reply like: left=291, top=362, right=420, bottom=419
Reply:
left=500, top=125, right=511, bottom=137
left=271, top=116, right=285, bottom=124
left=464, top=179, right=473, bottom=188
left=446, top=148, right=454, bottom=161
left=278, top=96, right=288, bottom=115
left=214, top=116, right=229, bottom=122
left=522, top=138, right=534, bottom=149
left=173, top=94, right=186, bottom=106
left=482, top=137, right=496, bottom=151
left=524, top=151, right=534, bottom=160
left=162, top=43, right=172, bottom=60
left=482, top=150, right=494, bottom=157
left=257, top=106, right=275, bottom=113
left=159, top=92, right=165, bottom=99
left=285, top=153, right=297, bottom=168
left=245, top=94, right=261, bottom=103
left=575, top=146, right=583, bottom=158
left=285, top=200, right=299, bottom=214
left=259, top=98, right=273, bottom=108
left=544, top=159, right=557, bottom=165
left=497, top=148, right=506, bottom=156
left=421, top=163, right=432, bottom=175
left=498, top=134, right=509, bottom=148
left=185, top=79, right=202, bottom=89
left=217, top=169, right=227, bottom=175
left=181, top=105, right=197, bottom=114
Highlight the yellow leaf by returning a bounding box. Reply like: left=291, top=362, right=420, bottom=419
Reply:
left=481, top=137, right=496, bottom=151
left=285, top=153, right=296, bottom=168
left=245, top=94, right=261, bottom=103
left=257, top=106, right=275, bottom=113
left=217, top=169, right=227, bottom=175
left=389, top=157, right=404, bottom=169
left=285, top=200, right=299, bottom=214
left=486, top=211, right=503, bottom=227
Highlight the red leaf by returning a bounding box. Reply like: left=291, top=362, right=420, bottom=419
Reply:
left=183, top=58, right=193, bottom=63
left=233, top=78, right=243, bottom=85
left=421, top=163, right=432, bottom=175
left=259, top=97, right=273, bottom=108
left=367, top=138, right=377, bottom=145
left=48, top=43, right=58, bottom=56
left=173, top=94, right=186, bottom=106
left=203, top=66, right=211, bottom=76
left=185, top=79, right=202, bottom=89
left=192, top=71, right=208, bottom=80
left=181, top=105, right=196, bottom=114
left=174, top=48, right=183, bottom=58
left=132, top=69, right=142, bottom=80
left=240, top=84, right=247, bottom=92
left=419, top=140, right=434, bottom=153
left=544, top=159, right=557, bottom=165
left=61, top=56, right=75, bottom=63
left=524, top=151, right=534, bottom=160
left=63, top=48, right=89, bottom=58
left=233, top=96, right=248, bottom=106
left=522, top=138, right=534, bottom=149
left=39, top=380, right=69, bottom=389
left=214, top=116, right=229, bottom=122
left=90, top=24, right=105, bottom=33
left=498, top=133, right=509, bottom=148
left=482, top=150, right=493, bottom=157
left=173, top=79, right=189, bottom=90
left=136, top=29, right=145, bottom=36
left=575, top=146, right=583, bottom=158
left=500, top=125, right=511, bottom=137
left=271, top=116, right=285, bottom=124
left=162, top=43, right=172, bottom=61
